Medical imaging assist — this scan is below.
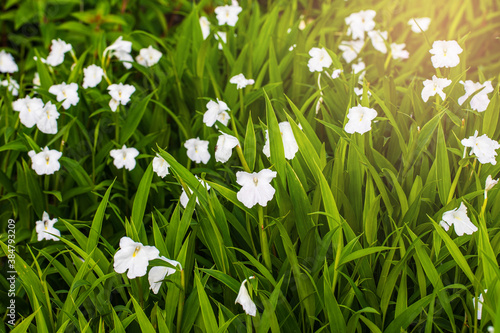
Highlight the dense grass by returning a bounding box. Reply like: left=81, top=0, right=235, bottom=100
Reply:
left=1, top=0, right=500, bottom=331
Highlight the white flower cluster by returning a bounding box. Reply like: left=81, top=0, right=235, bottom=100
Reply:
left=198, top=0, right=242, bottom=49
left=13, top=96, right=60, bottom=134
left=420, top=39, right=494, bottom=113
left=0, top=50, right=19, bottom=73
left=113, top=236, right=181, bottom=294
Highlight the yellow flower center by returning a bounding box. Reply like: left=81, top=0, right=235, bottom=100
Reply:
left=133, top=246, right=140, bottom=257
left=253, top=177, right=259, bottom=185
left=45, top=156, right=50, bottom=165
left=44, top=220, right=49, bottom=230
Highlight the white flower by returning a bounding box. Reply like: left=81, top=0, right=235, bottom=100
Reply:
left=152, top=154, right=170, bottom=178
left=215, top=32, right=227, bottom=50
left=458, top=80, right=494, bottom=112
left=331, top=69, right=343, bottom=79
left=179, top=176, right=211, bottom=208
left=354, top=87, right=371, bottom=97
left=109, top=98, right=119, bottom=112
left=214, top=3, right=242, bottom=26
left=36, top=101, right=59, bottom=134
left=462, top=130, right=500, bottom=165
left=235, top=277, right=257, bottom=316
left=217, top=110, right=230, bottom=127
left=33, top=73, right=40, bottom=87
left=0, top=50, right=18, bottom=73
left=429, top=40, right=463, bottom=68
left=107, top=83, right=135, bottom=110
left=338, top=40, right=364, bottom=63
left=33, top=56, right=47, bottom=64
left=136, top=46, right=162, bottom=67
left=46, top=39, right=72, bottom=67
left=390, top=43, right=409, bottom=60
left=352, top=60, right=366, bottom=82
left=110, top=145, right=140, bottom=171
left=367, top=30, right=387, bottom=54
left=203, top=99, right=230, bottom=127
left=35, top=211, right=60, bottom=241
left=185, top=138, right=210, bottom=164
left=473, top=290, right=487, bottom=320
left=262, top=121, right=299, bottom=160
left=236, top=169, right=277, bottom=208
left=230, top=74, right=255, bottom=89
left=421, top=75, right=451, bottom=102
left=1, top=79, right=19, bottom=96
left=440, top=202, right=477, bottom=236
left=104, top=36, right=134, bottom=69
left=28, top=147, right=62, bottom=175
left=345, top=105, right=377, bottom=134
left=298, top=18, right=307, bottom=30
left=199, top=16, right=211, bottom=40
left=307, top=47, right=333, bottom=72
left=148, top=256, right=182, bottom=294
left=12, top=96, right=44, bottom=128
left=408, top=17, right=431, bottom=33
left=113, top=236, right=160, bottom=279
left=215, top=132, right=239, bottom=163
left=345, top=10, right=376, bottom=40
left=485, top=175, right=498, bottom=199
left=48, top=82, right=79, bottom=109
left=82, top=65, right=104, bottom=88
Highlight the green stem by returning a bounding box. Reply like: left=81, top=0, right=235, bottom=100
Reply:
left=114, top=105, right=120, bottom=144
left=136, top=278, right=143, bottom=307
left=246, top=215, right=258, bottom=258
left=238, top=89, right=245, bottom=122
left=176, top=269, right=185, bottom=333
left=447, top=164, right=463, bottom=205
left=236, top=145, right=251, bottom=173
left=246, top=314, right=253, bottom=333
left=44, top=175, right=50, bottom=210
left=258, top=206, right=272, bottom=272
left=230, top=109, right=241, bottom=143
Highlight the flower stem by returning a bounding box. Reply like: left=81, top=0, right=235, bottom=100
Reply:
left=236, top=145, right=251, bottom=173
left=447, top=164, right=463, bottom=205
left=176, top=269, right=185, bottom=333
left=258, top=206, right=272, bottom=272
left=114, top=105, right=120, bottom=144
left=246, top=215, right=258, bottom=257
left=136, top=278, right=143, bottom=307
left=239, top=89, right=244, bottom=119
left=246, top=314, right=253, bottom=333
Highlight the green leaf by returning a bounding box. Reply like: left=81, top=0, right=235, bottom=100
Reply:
left=86, top=180, right=114, bottom=253
left=22, top=159, right=44, bottom=216
left=194, top=272, right=218, bottom=333
left=131, top=297, right=156, bottom=333
left=383, top=294, right=433, bottom=333
left=265, top=91, right=286, bottom=187
left=243, top=112, right=256, bottom=171
left=10, top=307, right=40, bottom=333
left=131, top=163, right=153, bottom=235
left=436, top=123, right=451, bottom=206
left=120, top=91, right=155, bottom=144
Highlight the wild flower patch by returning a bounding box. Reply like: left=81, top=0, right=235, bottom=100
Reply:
left=1, top=0, right=500, bottom=332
